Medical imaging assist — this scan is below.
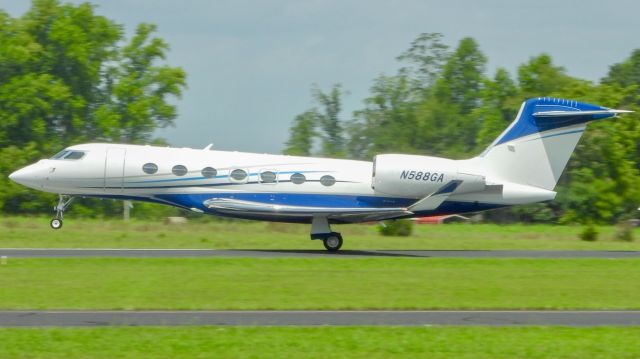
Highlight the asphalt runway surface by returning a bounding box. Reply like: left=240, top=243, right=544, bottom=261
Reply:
left=2, top=248, right=640, bottom=258
left=1, top=310, right=639, bottom=327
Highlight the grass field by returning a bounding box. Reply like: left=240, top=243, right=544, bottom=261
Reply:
left=1, top=326, right=639, bottom=358
left=2, top=218, right=638, bottom=358
left=0, top=257, right=638, bottom=309
left=1, top=217, right=639, bottom=250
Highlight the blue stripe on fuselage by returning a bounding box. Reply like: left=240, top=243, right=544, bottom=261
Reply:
left=86, top=192, right=506, bottom=223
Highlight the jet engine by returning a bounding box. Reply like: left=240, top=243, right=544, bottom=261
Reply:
left=372, top=154, right=486, bottom=198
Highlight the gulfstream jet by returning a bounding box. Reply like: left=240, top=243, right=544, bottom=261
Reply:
left=9, top=97, right=632, bottom=251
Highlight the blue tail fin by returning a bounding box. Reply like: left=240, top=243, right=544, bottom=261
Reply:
left=478, top=97, right=630, bottom=190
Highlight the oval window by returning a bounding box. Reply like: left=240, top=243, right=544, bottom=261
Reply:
left=142, top=163, right=158, bottom=174
left=260, top=171, right=277, bottom=183
left=290, top=173, right=306, bottom=184
left=230, top=169, right=247, bottom=181
left=172, top=165, right=188, bottom=176
left=202, top=167, right=218, bottom=178
left=320, top=175, right=336, bottom=186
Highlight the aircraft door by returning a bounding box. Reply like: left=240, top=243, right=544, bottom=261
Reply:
left=104, top=148, right=126, bottom=192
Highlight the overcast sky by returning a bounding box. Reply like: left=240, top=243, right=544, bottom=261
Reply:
left=4, top=0, right=640, bottom=153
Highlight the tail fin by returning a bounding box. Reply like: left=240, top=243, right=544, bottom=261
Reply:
left=478, top=97, right=631, bottom=190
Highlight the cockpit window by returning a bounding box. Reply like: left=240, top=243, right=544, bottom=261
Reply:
left=63, top=151, right=86, bottom=160
left=51, top=150, right=86, bottom=160
left=51, top=150, right=70, bottom=159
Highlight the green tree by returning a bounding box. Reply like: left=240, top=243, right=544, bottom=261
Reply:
left=313, top=84, right=345, bottom=157
left=416, top=37, right=487, bottom=158
left=19, top=0, right=123, bottom=147
left=346, top=33, right=451, bottom=160
left=396, top=32, right=449, bottom=90
left=603, top=49, right=640, bottom=91
left=284, top=111, right=316, bottom=156
left=284, top=84, right=345, bottom=158
left=348, top=75, right=418, bottom=159
left=95, top=23, right=186, bottom=143
left=0, top=0, right=186, bottom=214
left=517, top=54, right=575, bottom=98
left=474, top=68, right=518, bottom=150
left=437, top=37, right=487, bottom=115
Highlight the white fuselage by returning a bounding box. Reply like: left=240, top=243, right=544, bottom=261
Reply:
left=9, top=142, right=556, bottom=223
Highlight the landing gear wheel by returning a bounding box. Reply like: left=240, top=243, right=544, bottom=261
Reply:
left=50, top=218, right=63, bottom=230
left=310, top=217, right=343, bottom=252
left=50, top=194, right=74, bottom=230
left=323, top=233, right=343, bottom=252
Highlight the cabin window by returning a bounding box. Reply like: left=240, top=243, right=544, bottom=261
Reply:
left=172, top=165, right=188, bottom=176
left=290, top=173, right=306, bottom=184
left=63, top=151, right=86, bottom=160
left=202, top=167, right=218, bottom=178
left=230, top=169, right=247, bottom=181
left=142, top=163, right=158, bottom=174
left=260, top=171, right=277, bottom=183
left=320, top=175, right=336, bottom=186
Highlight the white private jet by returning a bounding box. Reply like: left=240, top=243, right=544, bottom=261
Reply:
left=9, top=97, right=632, bottom=251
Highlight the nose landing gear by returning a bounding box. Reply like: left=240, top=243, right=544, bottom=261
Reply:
left=50, top=218, right=63, bottom=229
left=50, top=194, right=74, bottom=230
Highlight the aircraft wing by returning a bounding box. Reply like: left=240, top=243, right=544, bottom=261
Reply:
left=204, top=180, right=468, bottom=222
left=203, top=198, right=412, bottom=222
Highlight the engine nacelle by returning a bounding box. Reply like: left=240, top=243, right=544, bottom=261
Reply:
left=372, top=154, right=486, bottom=198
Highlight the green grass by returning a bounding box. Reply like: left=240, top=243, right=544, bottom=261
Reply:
left=0, top=257, right=638, bottom=309
left=1, top=326, right=639, bottom=358
left=1, top=217, right=640, bottom=250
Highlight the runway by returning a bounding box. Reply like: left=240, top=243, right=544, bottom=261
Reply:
left=1, top=310, right=639, bottom=327
left=1, top=248, right=639, bottom=258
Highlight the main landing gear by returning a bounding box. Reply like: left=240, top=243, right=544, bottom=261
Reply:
left=310, top=216, right=343, bottom=252
left=50, top=194, right=74, bottom=230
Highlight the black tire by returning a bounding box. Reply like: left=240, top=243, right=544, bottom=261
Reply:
left=323, top=233, right=343, bottom=252
left=50, top=218, right=63, bottom=230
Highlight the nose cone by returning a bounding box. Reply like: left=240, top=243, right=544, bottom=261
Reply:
left=9, top=168, right=26, bottom=183
left=9, top=164, right=45, bottom=189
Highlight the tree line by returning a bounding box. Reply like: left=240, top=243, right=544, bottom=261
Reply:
left=1, top=1, right=638, bottom=224
left=285, top=33, right=640, bottom=224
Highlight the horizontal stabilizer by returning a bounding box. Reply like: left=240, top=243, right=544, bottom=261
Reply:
left=203, top=198, right=412, bottom=222
left=533, top=109, right=632, bottom=118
